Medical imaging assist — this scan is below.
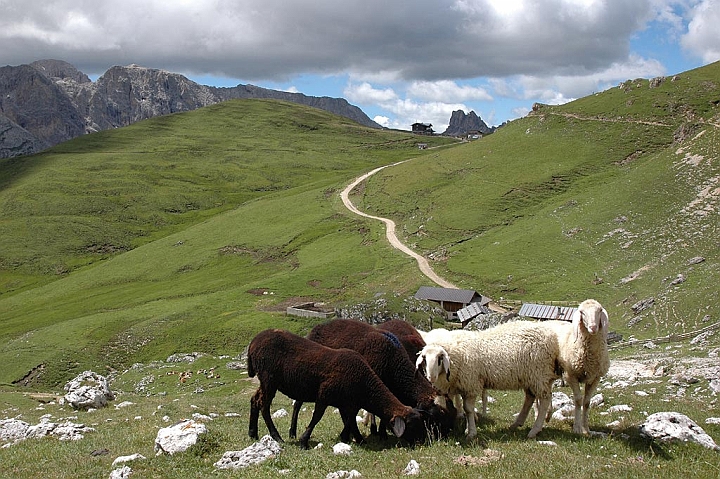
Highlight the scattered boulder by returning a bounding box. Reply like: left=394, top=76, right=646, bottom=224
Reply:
left=111, top=453, right=146, bottom=467
left=214, top=435, right=282, bottom=470
left=403, top=460, right=420, bottom=475
left=333, top=442, right=352, bottom=455
left=639, top=412, right=720, bottom=451
left=167, top=352, right=203, bottom=363
left=272, top=408, right=288, bottom=419
left=109, top=466, right=133, bottom=479
left=632, top=298, right=655, bottom=314
left=1, top=418, right=93, bottom=446
left=63, top=371, right=115, bottom=410
left=154, top=419, right=207, bottom=455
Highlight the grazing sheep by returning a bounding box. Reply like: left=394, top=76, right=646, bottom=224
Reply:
left=418, top=327, right=483, bottom=418
left=247, top=329, right=428, bottom=449
left=416, top=320, right=561, bottom=439
left=538, top=299, right=610, bottom=435
left=290, top=319, right=455, bottom=441
left=376, top=319, right=426, bottom=360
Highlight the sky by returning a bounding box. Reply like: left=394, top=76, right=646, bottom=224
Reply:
left=2, top=0, right=719, bottom=132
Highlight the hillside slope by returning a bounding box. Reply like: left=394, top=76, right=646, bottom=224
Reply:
left=0, top=99, right=456, bottom=387
left=356, top=61, right=720, bottom=340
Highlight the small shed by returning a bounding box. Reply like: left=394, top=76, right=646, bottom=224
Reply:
left=518, top=303, right=577, bottom=321
left=415, top=286, right=491, bottom=320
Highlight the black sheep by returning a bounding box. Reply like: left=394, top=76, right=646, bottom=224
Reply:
left=247, top=328, right=428, bottom=449
left=289, top=319, right=455, bottom=441
left=377, top=319, right=426, bottom=360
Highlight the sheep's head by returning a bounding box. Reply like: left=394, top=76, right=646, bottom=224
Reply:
left=415, top=344, right=450, bottom=384
left=572, top=299, right=609, bottom=341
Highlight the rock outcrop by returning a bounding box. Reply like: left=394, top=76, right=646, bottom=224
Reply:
left=0, top=60, right=382, bottom=159
left=442, top=110, right=495, bottom=137
left=63, top=370, right=115, bottom=410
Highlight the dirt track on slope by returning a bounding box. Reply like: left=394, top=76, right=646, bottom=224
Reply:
left=340, top=161, right=457, bottom=288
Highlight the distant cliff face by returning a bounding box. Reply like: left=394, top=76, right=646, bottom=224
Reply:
left=0, top=60, right=381, bottom=159
left=443, top=110, right=495, bottom=137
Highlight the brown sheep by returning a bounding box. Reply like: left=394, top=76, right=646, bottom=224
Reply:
left=289, top=319, right=455, bottom=441
left=248, top=328, right=429, bottom=449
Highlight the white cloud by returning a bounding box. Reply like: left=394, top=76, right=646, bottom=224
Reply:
left=681, top=0, right=720, bottom=63
left=408, top=80, right=493, bottom=102
left=490, top=54, right=667, bottom=105
left=344, top=83, right=399, bottom=105
left=373, top=115, right=391, bottom=128
left=0, top=0, right=663, bottom=81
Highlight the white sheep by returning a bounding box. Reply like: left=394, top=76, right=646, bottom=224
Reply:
left=415, top=320, right=561, bottom=439
left=418, top=327, right=484, bottom=419
left=537, top=299, right=610, bottom=435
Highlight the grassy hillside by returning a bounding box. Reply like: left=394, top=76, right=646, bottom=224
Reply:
left=355, top=62, right=720, bottom=342
left=0, top=99, right=455, bottom=294
left=0, top=100, right=458, bottom=387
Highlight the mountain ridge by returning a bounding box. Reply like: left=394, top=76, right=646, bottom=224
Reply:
left=0, top=59, right=381, bottom=158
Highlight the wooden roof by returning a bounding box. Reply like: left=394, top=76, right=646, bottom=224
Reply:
left=414, top=286, right=490, bottom=305
left=518, top=303, right=577, bottom=321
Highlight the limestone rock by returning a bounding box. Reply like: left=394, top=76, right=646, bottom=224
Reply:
left=403, top=460, right=421, bottom=475
left=332, top=442, right=352, bottom=455
left=154, top=419, right=207, bottom=455
left=109, top=466, right=133, bottom=479
left=63, top=371, right=115, bottom=410
left=214, top=435, right=282, bottom=470
left=639, top=412, right=720, bottom=451
left=112, top=453, right=146, bottom=467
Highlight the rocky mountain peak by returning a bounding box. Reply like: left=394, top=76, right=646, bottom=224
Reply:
left=443, top=110, right=494, bottom=137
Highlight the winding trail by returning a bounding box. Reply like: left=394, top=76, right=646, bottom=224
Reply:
left=340, top=161, right=457, bottom=289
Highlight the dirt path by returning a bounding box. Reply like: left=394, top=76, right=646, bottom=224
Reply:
left=340, top=161, right=457, bottom=288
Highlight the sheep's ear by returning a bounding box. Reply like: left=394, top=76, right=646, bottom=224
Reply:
left=571, top=309, right=582, bottom=342
left=391, top=416, right=406, bottom=437
left=600, top=307, right=609, bottom=330
left=442, top=353, right=450, bottom=381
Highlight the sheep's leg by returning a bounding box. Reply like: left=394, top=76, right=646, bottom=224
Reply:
left=339, top=408, right=365, bottom=445
left=298, top=403, right=328, bottom=450
left=453, top=394, right=465, bottom=419
left=289, top=400, right=303, bottom=439
left=510, top=390, right=535, bottom=430
left=249, top=388, right=262, bottom=439
left=528, top=394, right=550, bottom=438
left=463, top=393, right=478, bottom=439
left=376, top=417, right=389, bottom=440
left=480, top=389, right=488, bottom=416
left=369, top=414, right=378, bottom=435
left=258, top=387, right=283, bottom=443
left=581, top=379, right=599, bottom=435
left=566, top=376, right=584, bottom=435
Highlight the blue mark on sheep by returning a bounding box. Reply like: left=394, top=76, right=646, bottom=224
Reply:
left=382, top=331, right=402, bottom=349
